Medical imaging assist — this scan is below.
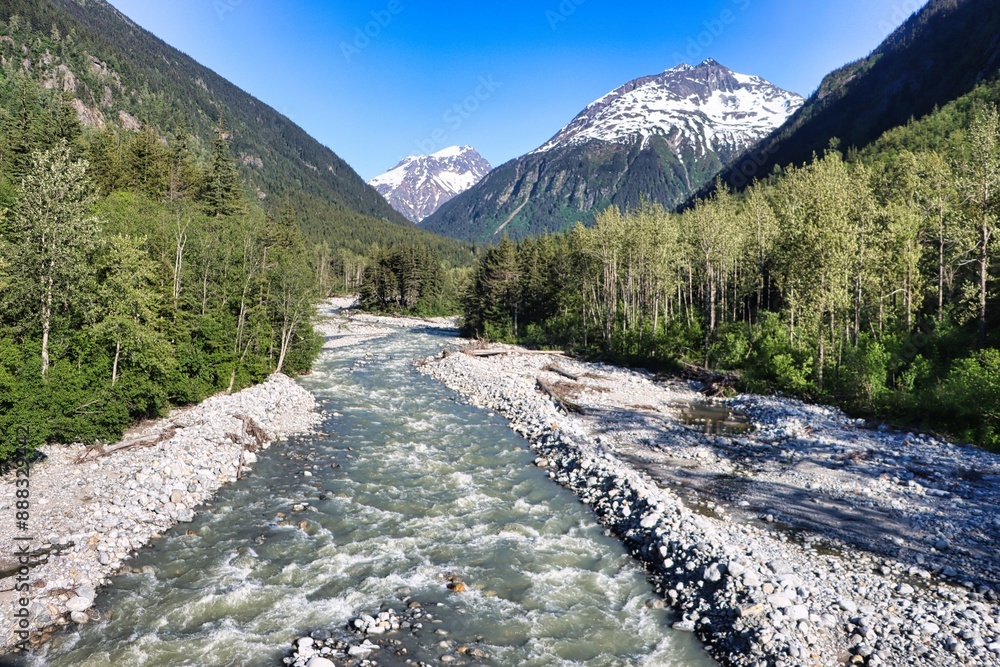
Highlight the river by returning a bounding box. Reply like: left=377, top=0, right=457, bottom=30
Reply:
left=24, top=326, right=716, bottom=667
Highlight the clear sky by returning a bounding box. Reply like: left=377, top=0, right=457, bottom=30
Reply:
left=105, top=0, right=923, bottom=181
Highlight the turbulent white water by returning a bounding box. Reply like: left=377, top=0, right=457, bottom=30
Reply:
left=25, top=328, right=716, bottom=666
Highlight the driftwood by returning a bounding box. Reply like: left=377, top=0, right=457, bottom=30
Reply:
left=0, top=542, right=74, bottom=582
left=543, top=364, right=579, bottom=381
left=536, top=378, right=569, bottom=414
left=536, top=378, right=587, bottom=415
left=466, top=348, right=566, bottom=358
left=75, top=426, right=178, bottom=463
left=234, top=414, right=268, bottom=452
left=675, top=363, right=741, bottom=398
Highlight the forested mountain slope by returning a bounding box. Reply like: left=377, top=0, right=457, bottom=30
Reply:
left=423, top=60, right=800, bottom=242
left=716, top=0, right=1000, bottom=190
left=0, top=0, right=473, bottom=264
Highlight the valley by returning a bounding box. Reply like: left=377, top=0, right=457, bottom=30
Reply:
left=1, top=0, right=999, bottom=665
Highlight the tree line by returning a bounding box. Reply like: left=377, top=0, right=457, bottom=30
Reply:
left=0, top=77, right=321, bottom=458
left=462, top=104, right=1000, bottom=449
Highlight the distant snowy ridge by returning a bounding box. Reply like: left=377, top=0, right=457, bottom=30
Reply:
left=369, top=146, right=492, bottom=223
left=535, top=59, right=803, bottom=158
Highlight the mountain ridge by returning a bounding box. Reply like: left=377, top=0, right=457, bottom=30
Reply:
left=714, top=0, right=1000, bottom=192
left=1, top=0, right=475, bottom=266
left=423, top=60, right=801, bottom=242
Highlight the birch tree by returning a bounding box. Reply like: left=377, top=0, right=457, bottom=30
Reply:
left=4, top=141, right=99, bottom=377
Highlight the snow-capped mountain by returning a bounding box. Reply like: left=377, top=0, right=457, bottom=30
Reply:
left=369, top=146, right=492, bottom=223
left=536, top=58, right=803, bottom=157
left=423, top=60, right=802, bottom=242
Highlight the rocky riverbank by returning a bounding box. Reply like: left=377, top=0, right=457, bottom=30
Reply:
left=0, top=373, right=320, bottom=653
left=313, top=298, right=459, bottom=351
left=419, top=345, right=1000, bottom=667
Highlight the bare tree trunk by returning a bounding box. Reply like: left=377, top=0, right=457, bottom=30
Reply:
left=112, top=338, right=121, bottom=387
left=201, top=265, right=210, bottom=316
left=938, top=211, right=945, bottom=321
left=817, top=276, right=826, bottom=391
left=172, top=216, right=188, bottom=309
left=980, top=222, right=990, bottom=348
left=41, top=271, right=53, bottom=377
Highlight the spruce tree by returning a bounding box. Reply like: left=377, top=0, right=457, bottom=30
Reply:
left=202, top=123, right=243, bottom=217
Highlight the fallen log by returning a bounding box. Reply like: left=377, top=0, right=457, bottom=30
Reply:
left=536, top=378, right=587, bottom=415
left=671, top=363, right=741, bottom=397
left=536, top=378, right=569, bottom=414
left=0, top=542, right=74, bottom=581
left=544, top=365, right=580, bottom=381
left=466, top=348, right=566, bottom=358
left=75, top=426, right=178, bottom=463
left=234, top=414, right=268, bottom=452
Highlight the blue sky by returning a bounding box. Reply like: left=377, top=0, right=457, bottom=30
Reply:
left=106, top=0, right=922, bottom=181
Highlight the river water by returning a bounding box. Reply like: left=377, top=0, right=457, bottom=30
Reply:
left=25, top=327, right=716, bottom=667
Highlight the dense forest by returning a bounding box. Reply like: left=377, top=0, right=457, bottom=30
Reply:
left=0, top=2, right=480, bottom=461
left=0, top=75, right=324, bottom=458
left=357, top=243, right=467, bottom=317
left=0, top=1, right=474, bottom=290
left=462, top=83, right=1000, bottom=449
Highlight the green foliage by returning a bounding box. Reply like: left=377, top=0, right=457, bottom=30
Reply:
left=461, top=102, right=1000, bottom=449
left=939, top=350, right=1000, bottom=448
left=358, top=243, right=456, bottom=316
left=0, top=78, right=323, bottom=464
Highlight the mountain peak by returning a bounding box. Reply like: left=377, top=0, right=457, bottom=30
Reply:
left=534, top=63, right=803, bottom=155
left=431, top=145, right=474, bottom=159
left=424, top=65, right=805, bottom=242
left=369, top=147, right=492, bottom=223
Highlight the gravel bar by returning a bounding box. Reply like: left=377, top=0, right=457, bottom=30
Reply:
left=419, top=344, right=1000, bottom=667
left=0, top=372, right=321, bottom=653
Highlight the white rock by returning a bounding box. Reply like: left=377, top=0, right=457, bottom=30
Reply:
left=306, top=658, right=335, bottom=667
left=65, top=596, right=92, bottom=613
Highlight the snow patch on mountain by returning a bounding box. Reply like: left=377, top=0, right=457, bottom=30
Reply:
left=369, top=146, right=492, bottom=223
left=535, top=59, right=803, bottom=158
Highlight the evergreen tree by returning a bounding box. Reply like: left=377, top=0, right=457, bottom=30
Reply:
left=127, top=125, right=169, bottom=197
left=168, top=114, right=201, bottom=201
left=202, top=123, right=243, bottom=217
left=94, top=234, right=169, bottom=387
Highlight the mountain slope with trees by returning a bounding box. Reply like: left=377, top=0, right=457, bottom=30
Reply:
left=0, top=0, right=474, bottom=270
left=716, top=0, right=1000, bottom=191
left=460, top=82, right=1000, bottom=449
left=423, top=60, right=801, bottom=242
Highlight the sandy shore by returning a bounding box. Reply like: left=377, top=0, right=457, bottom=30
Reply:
left=0, top=374, right=320, bottom=653
left=419, top=344, right=1000, bottom=667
